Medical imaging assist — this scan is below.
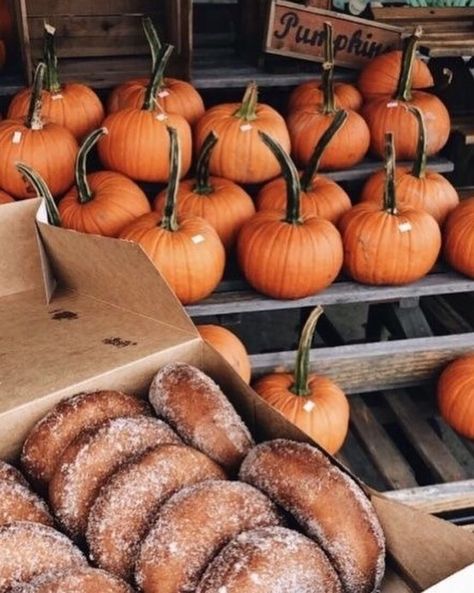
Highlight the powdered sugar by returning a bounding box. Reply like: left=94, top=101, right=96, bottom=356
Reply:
left=10, top=567, right=134, bottom=593
left=0, top=480, right=53, bottom=527
left=0, top=460, right=29, bottom=488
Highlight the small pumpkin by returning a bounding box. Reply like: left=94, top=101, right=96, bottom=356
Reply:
left=58, top=128, right=151, bottom=237
left=0, top=62, right=78, bottom=199
left=107, top=18, right=205, bottom=126
left=256, top=110, right=351, bottom=224
left=289, top=79, right=362, bottom=113
left=194, top=82, right=290, bottom=184
left=197, top=324, right=251, bottom=384
left=360, top=106, right=458, bottom=225
left=8, top=23, right=104, bottom=140
left=444, top=197, right=474, bottom=279
left=120, top=127, right=225, bottom=305
left=254, top=305, right=349, bottom=454
left=0, top=190, right=13, bottom=204
left=287, top=23, right=370, bottom=170
left=154, top=131, right=255, bottom=250
left=99, top=44, right=192, bottom=182
left=339, top=132, right=441, bottom=285
left=362, top=27, right=450, bottom=160
left=237, top=132, right=343, bottom=299
left=437, top=355, right=474, bottom=440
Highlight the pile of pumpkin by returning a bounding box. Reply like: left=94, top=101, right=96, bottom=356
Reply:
left=1, top=19, right=473, bottom=306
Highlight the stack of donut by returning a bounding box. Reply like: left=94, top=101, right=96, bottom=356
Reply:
left=0, top=362, right=385, bottom=593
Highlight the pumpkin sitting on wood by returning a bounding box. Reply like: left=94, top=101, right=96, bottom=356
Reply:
left=197, top=324, right=251, bottom=384
left=438, top=355, right=474, bottom=440
left=443, top=197, right=474, bottom=279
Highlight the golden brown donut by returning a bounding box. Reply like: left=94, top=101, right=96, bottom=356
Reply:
left=0, top=481, right=53, bottom=528
left=197, top=526, right=342, bottom=593
left=149, top=363, right=254, bottom=472
left=240, top=440, right=385, bottom=593
left=49, top=416, right=180, bottom=539
left=0, top=522, right=87, bottom=593
left=87, top=444, right=226, bottom=580
left=135, top=480, right=282, bottom=593
left=0, top=460, right=29, bottom=488
left=10, top=567, right=134, bottom=593
left=22, top=391, right=151, bottom=486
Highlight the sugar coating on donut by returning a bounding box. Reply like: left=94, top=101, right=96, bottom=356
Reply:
left=49, top=416, right=180, bottom=539
left=0, top=460, right=29, bottom=488
left=0, top=481, right=53, bottom=527
left=239, top=440, right=385, bottom=593
left=136, top=480, right=282, bottom=593
left=0, top=522, right=87, bottom=593
left=149, top=363, right=254, bottom=471
left=87, top=443, right=226, bottom=580
left=22, top=390, right=151, bottom=485
left=197, top=526, right=342, bottom=593
left=10, top=567, right=134, bottom=593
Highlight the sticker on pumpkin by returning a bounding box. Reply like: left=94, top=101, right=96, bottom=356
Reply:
left=398, top=221, right=412, bottom=232
left=303, top=401, right=316, bottom=413
left=192, top=234, right=205, bottom=244
left=240, top=123, right=252, bottom=132
left=12, top=131, right=22, bottom=144
left=52, top=94, right=64, bottom=100
left=158, top=90, right=170, bottom=98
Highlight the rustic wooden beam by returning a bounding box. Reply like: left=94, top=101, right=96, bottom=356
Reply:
left=385, top=479, right=474, bottom=514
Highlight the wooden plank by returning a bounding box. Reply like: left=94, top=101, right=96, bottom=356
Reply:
left=433, top=418, right=474, bottom=478
left=337, top=429, right=387, bottom=490
left=385, top=480, right=474, bottom=514
left=372, top=7, right=474, bottom=22
left=25, top=1, right=159, bottom=17
left=383, top=391, right=467, bottom=483
left=350, top=396, right=418, bottom=490
left=421, top=296, right=473, bottom=335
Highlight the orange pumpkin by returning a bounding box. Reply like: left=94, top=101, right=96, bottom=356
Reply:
left=120, top=127, right=225, bottom=305
left=289, top=80, right=362, bottom=113
left=58, top=128, right=151, bottom=237
left=0, top=1, right=14, bottom=48
left=0, top=190, right=13, bottom=204
left=362, top=27, right=450, bottom=160
left=256, top=110, right=351, bottom=224
left=444, top=197, right=474, bottom=279
left=339, top=132, right=441, bottom=285
left=108, top=18, right=204, bottom=126
left=287, top=23, right=370, bottom=170
left=360, top=106, right=458, bottom=225
left=8, top=24, right=104, bottom=140
left=0, top=63, right=78, bottom=199
left=237, top=132, right=343, bottom=299
left=197, top=324, right=251, bottom=384
left=194, top=82, right=290, bottom=184
left=254, top=306, right=349, bottom=454
left=99, top=44, right=192, bottom=182
left=438, top=355, right=474, bottom=439
left=154, top=131, right=255, bottom=250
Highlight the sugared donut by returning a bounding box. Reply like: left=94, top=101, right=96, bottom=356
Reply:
left=136, top=480, right=282, bottom=593
left=0, top=522, right=86, bottom=593
left=0, top=460, right=29, bottom=488
left=10, top=567, right=134, bottom=593
left=197, top=526, right=342, bottom=593
left=22, top=390, right=151, bottom=485
left=87, top=444, right=226, bottom=580
left=239, top=440, right=385, bottom=593
left=0, top=481, right=53, bottom=527
left=49, top=416, right=180, bottom=539
left=149, top=363, right=254, bottom=472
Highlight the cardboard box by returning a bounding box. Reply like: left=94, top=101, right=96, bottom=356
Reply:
left=0, top=199, right=473, bottom=592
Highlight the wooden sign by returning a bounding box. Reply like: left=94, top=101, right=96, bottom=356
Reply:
left=265, top=0, right=403, bottom=69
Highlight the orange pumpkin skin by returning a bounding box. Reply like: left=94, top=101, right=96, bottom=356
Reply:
left=437, top=355, right=474, bottom=439
left=444, top=198, right=474, bottom=279
left=197, top=324, right=251, bottom=384
left=289, top=81, right=363, bottom=113
left=254, top=373, right=349, bottom=454
left=0, top=189, right=13, bottom=204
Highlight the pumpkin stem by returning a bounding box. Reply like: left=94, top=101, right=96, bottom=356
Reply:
left=321, top=22, right=336, bottom=115
left=259, top=131, right=302, bottom=225
left=409, top=105, right=427, bottom=179
left=233, top=82, right=258, bottom=122
left=291, top=306, right=324, bottom=397
left=42, top=22, right=61, bottom=93
left=16, top=162, right=61, bottom=227
left=142, top=16, right=162, bottom=71
left=383, top=132, right=398, bottom=215
left=194, top=131, right=218, bottom=195
left=161, top=127, right=180, bottom=232
left=300, top=110, right=348, bottom=191
left=75, top=127, right=108, bottom=204
left=394, top=26, right=423, bottom=102
left=26, top=62, right=46, bottom=130
left=142, top=43, right=174, bottom=111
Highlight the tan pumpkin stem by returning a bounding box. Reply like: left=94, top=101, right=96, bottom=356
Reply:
left=395, top=26, right=423, bottom=102
left=233, top=82, right=258, bottom=121
left=321, top=22, right=336, bottom=115
left=142, top=43, right=174, bottom=111
left=16, top=162, right=61, bottom=227
left=76, top=127, right=108, bottom=204
left=409, top=105, right=427, bottom=179
left=161, top=126, right=180, bottom=232
left=26, top=62, right=46, bottom=130
left=383, top=132, right=398, bottom=215
left=43, top=22, right=61, bottom=94
left=292, top=306, right=324, bottom=396
left=194, top=131, right=218, bottom=195
left=142, top=16, right=162, bottom=72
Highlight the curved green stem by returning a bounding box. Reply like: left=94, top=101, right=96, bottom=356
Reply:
left=322, top=22, right=336, bottom=115
left=75, top=128, right=108, bottom=204
left=142, top=16, right=162, bottom=71
left=43, top=22, right=61, bottom=93
left=383, top=132, right=397, bottom=215
left=16, top=162, right=61, bottom=227
left=142, top=43, right=174, bottom=111
left=233, top=82, right=258, bottom=121
left=194, top=131, right=218, bottom=195
left=291, top=306, right=324, bottom=396
left=409, top=106, right=427, bottom=179
left=259, top=131, right=302, bottom=225
left=26, top=62, right=46, bottom=130
left=161, top=127, right=180, bottom=232
left=300, top=110, right=348, bottom=191
left=395, top=26, right=423, bottom=102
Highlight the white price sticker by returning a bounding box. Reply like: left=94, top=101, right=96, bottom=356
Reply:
left=45, top=23, right=56, bottom=35
left=192, top=234, right=205, bottom=245
left=12, top=131, right=22, bottom=144
left=387, top=101, right=398, bottom=108
left=399, top=221, right=412, bottom=233
left=158, top=90, right=170, bottom=98
left=303, top=401, right=316, bottom=413
left=240, top=124, right=252, bottom=132
left=52, top=94, right=64, bottom=101
left=155, top=113, right=167, bottom=121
